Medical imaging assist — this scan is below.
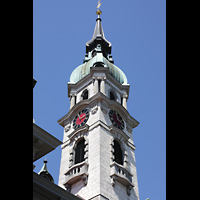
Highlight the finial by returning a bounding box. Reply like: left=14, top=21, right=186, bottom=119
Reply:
left=96, top=1, right=102, bottom=15
left=38, top=157, right=48, bottom=174
left=44, top=157, right=47, bottom=163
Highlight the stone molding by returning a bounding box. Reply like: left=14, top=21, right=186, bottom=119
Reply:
left=64, top=161, right=89, bottom=191
left=110, top=162, right=134, bottom=196
left=58, top=92, right=139, bottom=130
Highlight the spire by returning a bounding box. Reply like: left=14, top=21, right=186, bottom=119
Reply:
left=86, top=2, right=111, bottom=54
left=38, top=158, right=54, bottom=183
left=38, top=158, right=48, bottom=174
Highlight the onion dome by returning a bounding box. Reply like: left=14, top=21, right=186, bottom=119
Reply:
left=70, top=46, right=127, bottom=85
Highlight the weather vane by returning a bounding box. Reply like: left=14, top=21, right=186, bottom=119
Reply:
left=96, top=0, right=102, bottom=15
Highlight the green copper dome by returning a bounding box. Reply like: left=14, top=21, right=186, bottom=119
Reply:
left=69, top=53, right=128, bottom=85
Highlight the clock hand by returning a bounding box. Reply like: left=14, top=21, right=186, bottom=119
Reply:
left=80, top=114, right=86, bottom=120
left=116, top=114, right=120, bottom=122
left=78, top=114, right=81, bottom=120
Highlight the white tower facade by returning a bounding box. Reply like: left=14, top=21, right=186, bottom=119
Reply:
left=58, top=12, right=140, bottom=200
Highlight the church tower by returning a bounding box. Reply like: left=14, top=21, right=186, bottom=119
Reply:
left=58, top=6, right=140, bottom=200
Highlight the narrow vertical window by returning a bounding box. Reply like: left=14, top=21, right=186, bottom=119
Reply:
left=110, top=91, right=116, bottom=101
left=121, top=97, right=123, bottom=105
left=75, top=139, right=85, bottom=164
left=82, top=89, right=88, bottom=100
left=113, top=140, right=123, bottom=165
left=98, top=80, right=101, bottom=92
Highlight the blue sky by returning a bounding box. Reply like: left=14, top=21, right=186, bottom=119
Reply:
left=33, top=0, right=166, bottom=200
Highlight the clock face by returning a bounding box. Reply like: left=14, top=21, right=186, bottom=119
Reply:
left=73, top=109, right=89, bottom=129
left=109, top=110, right=125, bottom=130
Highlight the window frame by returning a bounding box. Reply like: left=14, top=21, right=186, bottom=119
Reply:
left=81, top=89, right=89, bottom=100
left=113, top=139, right=124, bottom=165
left=74, top=138, right=86, bottom=164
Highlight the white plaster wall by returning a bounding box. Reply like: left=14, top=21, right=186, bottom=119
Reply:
left=71, top=126, right=102, bottom=199
left=98, top=126, right=139, bottom=200
left=58, top=143, right=70, bottom=189
left=127, top=139, right=140, bottom=199
left=59, top=84, right=139, bottom=200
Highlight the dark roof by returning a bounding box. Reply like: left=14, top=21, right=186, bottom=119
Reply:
left=86, top=15, right=111, bottom=54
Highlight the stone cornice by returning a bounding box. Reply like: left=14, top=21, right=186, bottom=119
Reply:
left=58, top=92, right=139, bottom=130
left=33, top=123, right=62, bottom=147
left=68, top=67, right=130, bottom=98
left=109, top=125, right=130, bottom=142
left=68, top=125, right=89, bottom=142
left=33, top=123, right=62, bottom=162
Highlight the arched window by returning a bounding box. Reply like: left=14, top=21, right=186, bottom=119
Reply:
left=82, top=89, right=88, bottom=100
left=110, top=91, right=116, bottom=101
left=75, top=139, right=85, bottom=164
left=113, top=140, right=123, bottom=165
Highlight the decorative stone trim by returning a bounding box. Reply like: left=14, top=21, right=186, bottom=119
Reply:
left=84, top=138, right=89, bottom=161
left=127, top=140, right=136, bottom=150
left=101, top=100, right=109, bottom=114
left=89, top=120, right=110, bottom=132
left=58, top=92, right=139, bottom=129
left=110, top=139, right=115, bottom=162
left=68, top=135, right=89, bottom=168
left=109, top=125, right=129, bottom=143
left=64, top=161, right=89, bottom=191
left=110, top=162, right=134, bottom=196
left=110, top=135, right=133, bottom=196
left=68, top=125, right=89, bottom=142
left=126, top=123, right=132, bottom=133
left=61, top=140, right=70, bottom=149
left=110, top=136, right=129, bottom=167
left=124, top=150, right=129, bottom=168
left=64, top=124, right=71, bottom=133
left=91, top=102, right=98, bottom=115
